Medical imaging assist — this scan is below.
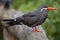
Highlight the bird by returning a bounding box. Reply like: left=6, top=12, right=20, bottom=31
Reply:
left=0, top=0, right=12, bottom=9
left=4, top=0, right=12, bottom=9
left=3, top=4, right=56, bottom=32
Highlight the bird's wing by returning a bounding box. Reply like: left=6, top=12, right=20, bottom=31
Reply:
left=23, top=12, right=37, bottom=17
left=31, top=16, right=47, bottom=27
left=22, top=12, right=39, bottom=26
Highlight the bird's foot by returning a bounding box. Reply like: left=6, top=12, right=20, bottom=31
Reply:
left=33, top=29, right=39, bottom=32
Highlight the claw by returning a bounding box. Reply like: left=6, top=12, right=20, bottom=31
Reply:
left=32, top=27, right=39, bottom=32
left=33, top=29, right=39, bottom=32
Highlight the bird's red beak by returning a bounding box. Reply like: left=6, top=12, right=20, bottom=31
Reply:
left=47, top=7, right=57, bottom=10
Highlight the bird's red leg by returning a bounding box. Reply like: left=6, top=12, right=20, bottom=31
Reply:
left=32, top=27, right=39, bottom=32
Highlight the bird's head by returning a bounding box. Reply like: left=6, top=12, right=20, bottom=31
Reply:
left=39, top=4, right=57, bottom=12
left=0, top=0, right=12, bottom=6
left=0, top=0, right=12, bottom=9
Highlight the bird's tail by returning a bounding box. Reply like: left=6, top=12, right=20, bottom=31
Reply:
left=2, top=17, right=23, bottom=22
left=2, top=17, right=23, bottom=25
left=2, top=19, right=14, bottom=21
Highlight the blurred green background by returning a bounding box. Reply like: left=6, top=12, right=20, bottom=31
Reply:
left=0, top=0, right=60, bottom=40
